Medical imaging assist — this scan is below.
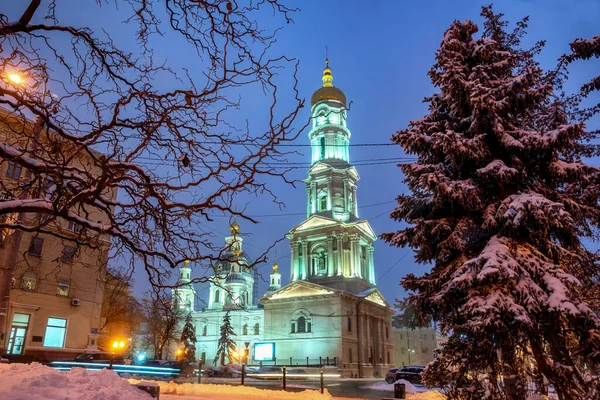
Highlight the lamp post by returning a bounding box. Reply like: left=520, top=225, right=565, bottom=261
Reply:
left=110, top=340, right=125, bottom=370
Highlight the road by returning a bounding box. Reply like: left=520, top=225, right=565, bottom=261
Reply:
left=174, top=377, right=405, bottom=400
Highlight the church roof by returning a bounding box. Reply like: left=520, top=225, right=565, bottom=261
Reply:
left=287, top=214, right=377, bottom=241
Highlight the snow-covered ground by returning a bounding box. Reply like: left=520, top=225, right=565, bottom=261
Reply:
left=0, top=362, right=445, bottom=400
left=358, top=379, right=445, bottom=399
left=0, top=362, right=150, bottom=399
left=129, top=379, right=333, bottom=400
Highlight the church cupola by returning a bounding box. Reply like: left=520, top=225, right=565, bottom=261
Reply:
left=309, top=60, right=350, bottom=165
left=173, top=259, right=196, bottom=311
left=266, top=260, right=282, bottom=294
left=304, top=59, right=359, bottom=222
left=208, top=218, right=255, bottom=310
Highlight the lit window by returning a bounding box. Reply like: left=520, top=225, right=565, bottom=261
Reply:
left=254, top=323, right=259, bottom=335
left=56, top=279, right=69, bottom=297
left=43, top=317, right=67, bottom=348
left=297, top=316, right=306, bottom=333
left=5, top=161, right=22, bottom=180
left=319, top=196, right=327, bottom=211
left=62, top=246, right=76, bottom=263
left=28, top=237, right=44, bottom=256
left=20, top=272, right=37, bottom=292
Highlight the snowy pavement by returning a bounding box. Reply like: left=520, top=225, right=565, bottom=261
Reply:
left=0, top=362, right=443, bottom=400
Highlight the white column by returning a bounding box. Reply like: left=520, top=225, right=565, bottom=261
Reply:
left=301, top=241, right=308, bottom=280
left=327, top=236, right=334, bottom=277
left=337, top=235, right=343, bottom=276
left=368, top=245, right=375, bottom=284
left=311, top=182, right=317, bottom=214
left=343, top=179, right=349, bottom=213
left=352, top=186, right=358, bottom=217
left=306, top=185, right=311, bottom=218
left=290, top=241, right=298, bottom=281
left=326, top=178, right=332, bottom=210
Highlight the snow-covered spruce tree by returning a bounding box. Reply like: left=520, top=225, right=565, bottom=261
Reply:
left=382, top=7, right=600, bottom=400
left=564, top=33, right=600, bottom=118
left=214, top=311, right=237, bottom=366
left=180, top=313, right=197, bottom=364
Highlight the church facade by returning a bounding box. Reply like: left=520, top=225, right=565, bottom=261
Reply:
left=178, top=61, right=395, bottom=378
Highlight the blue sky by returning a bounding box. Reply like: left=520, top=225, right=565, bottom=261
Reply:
left=4, top=1, right=599, bottom=308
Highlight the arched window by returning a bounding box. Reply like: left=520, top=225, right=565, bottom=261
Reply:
left=202, top=325, right=207, bottom=336
left=297, top=316, right=306, bottom=333
left=214, top=290, right=220, bottom=303
left=243, top=324, right=248, bottom=335
left=254, top=323, right=259, bottom=335
left=318, top=195, right=327, bottom=211
left=320, top=137, right=326, bottom=159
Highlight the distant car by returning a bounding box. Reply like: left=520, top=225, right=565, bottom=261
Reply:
left=385, top=368, right=400, bottom=384
left=288, top=368, right=308, bottom=380
left=256, top=366, right=282, bottom=379
left=74, top=352, right=125, bottom=365
left=394, top=366, right=425, bottom=384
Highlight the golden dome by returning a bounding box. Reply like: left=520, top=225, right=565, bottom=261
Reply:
left=311, top=59, right=346, bottom=107
left=229, top=216, right=240, bottom=233
left=272, top=261, right=279, bottom=272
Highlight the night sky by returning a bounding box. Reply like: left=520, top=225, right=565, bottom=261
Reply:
left=4, top=1, right=599, bottom=309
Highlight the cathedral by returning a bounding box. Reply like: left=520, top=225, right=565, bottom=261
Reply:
left=176, top=61, right=395, bottom=378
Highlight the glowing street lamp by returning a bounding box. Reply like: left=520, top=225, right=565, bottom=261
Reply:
left=6, top=72, right=25, bottom=86
left=109, top=340, right=126, bottom=370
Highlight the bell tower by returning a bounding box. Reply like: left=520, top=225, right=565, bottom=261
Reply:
left=287, top=60, right=377, bottom=294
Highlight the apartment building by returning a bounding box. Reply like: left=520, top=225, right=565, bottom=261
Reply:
left=0, top=108, right=115, bottom=361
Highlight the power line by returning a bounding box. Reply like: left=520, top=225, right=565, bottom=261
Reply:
left=376, top=250, right=412, bottom=283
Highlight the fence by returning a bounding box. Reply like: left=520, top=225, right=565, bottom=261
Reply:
left=246, top=356, right=338, bottom=368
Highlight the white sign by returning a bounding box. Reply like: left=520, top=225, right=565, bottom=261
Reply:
left=254, top=342, right=275, bottom=361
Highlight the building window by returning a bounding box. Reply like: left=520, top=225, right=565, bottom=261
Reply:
left=387, top=352, right=391, bottom=364
left=202, top=325, right=207, bottom=336
left=243, top=324, right=248, bottom=335
left=320, top=137, right=326, bottom=159
left=254, top=323, right=259, bottom=335
left=214, top=290, right=220, bottom=303
left=67, top=221, right=83, bottom=233
left=386, top=325, right=389, bottom=339
left=8, top=313, right=30, bottom=355
left=297, top=316, right=306, bottom=333
left=28, top=237, right=44, bottom=256
left=318, top=195, right=327, bottom=211
left=307, top=321, right=312, bottom=333
left=20, top=272, right=37, bottom=292
left=291, top=323, right=295, bottom=333
left=5, top=161, right=22, bottom=180
left=43, top=317, right=67, bottom=347
left=56, top=279, right=70, bottom=297
left=62, top=245, right=76, bottom=263
left=347, top=317, right=352, bottom=332
left=349, top=347, right=353, bottom=364
left=201, top=352, right=206, bottom=363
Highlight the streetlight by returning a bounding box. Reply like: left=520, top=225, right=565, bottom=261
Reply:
left=110, top=340, right=125, bottom=370
left=6, top=72, right=25, bottom=86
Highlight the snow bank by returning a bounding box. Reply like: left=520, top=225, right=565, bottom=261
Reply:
left=128, top=379, right=333, bottom=400
left=359, top=379, right=419, bottom=393
left=0, top=362, right=149, bottom=400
